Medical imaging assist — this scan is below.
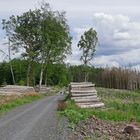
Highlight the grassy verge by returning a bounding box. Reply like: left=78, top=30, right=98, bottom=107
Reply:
left=0, top=86, right=61, bottom=115
left=0, top=94, right=44, bottom=114
left=96, top=88, right=140, bottom=122
left=59, top=87, right=140, bottom=128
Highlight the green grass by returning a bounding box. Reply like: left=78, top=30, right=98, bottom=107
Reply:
left=0, top=86, right=61, bottom=114
left=97, top=88, right=140, bottom=122
left=59, top=100, right=95, bottom=128
left=0, top=94, right=45, bottom=114
left=59, top=87, right=140, bottom=128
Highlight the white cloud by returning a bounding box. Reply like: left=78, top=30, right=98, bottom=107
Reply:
left=94, top=49, right=140, bottom=68
left=69, top=13, right=140, bottom=70
left=0, top=38, right=22, bottom=61
left=0, top=1, right=140, bottom=70
left=113, top=31, right=131, bottom=40
left=92, top=13, right=140, bottom=49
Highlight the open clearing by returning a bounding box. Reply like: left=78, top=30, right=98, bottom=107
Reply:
left=60, top=87, right=140, bottom=140
left=0, top=87, right=140, bottom=140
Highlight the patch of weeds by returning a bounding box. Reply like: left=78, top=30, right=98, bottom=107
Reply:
left=59, top=87, right=140, bottom=128
left=59, top=100, right=95, bottom=128
left=95, top=87, right=140, bottom=122
left=92, top=109, right=133, bottom=122
left=57, top=101, right=67, bottom=111
left=0, top=94, right=44, bottom=114
left=84, top=135, right=109, bottom=140
left=0, top=92, right=54, bottom=114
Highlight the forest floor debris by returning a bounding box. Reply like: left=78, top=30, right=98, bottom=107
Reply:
left=70, top=116, right=140, bottom=140
left=60, top=87, right=140, bottom=140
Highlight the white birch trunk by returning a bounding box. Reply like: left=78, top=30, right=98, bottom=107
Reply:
left=8, top=39, right=15, bottom=85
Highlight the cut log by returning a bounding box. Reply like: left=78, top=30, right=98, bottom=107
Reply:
left=71, top=93, right=97, bottom=97
left=71, top=95, right=98, bottom=100
left=76, top=102, right=104, bottom=108
left=71, top=87, right=95, bottom=91
left=73, top=98, right=100, bottom=103
left=70, top=82, right=92, bottom=85
left=0, top=85, right=35, bottom=95
left=70, top=84, right=95, bottom=88
left=35, top=85, right=51, bottom=93
left=0, top=91, right=22, bottom=95
left=71, top=89, right=97, bottom=93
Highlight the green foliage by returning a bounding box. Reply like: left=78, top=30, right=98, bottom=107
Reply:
left=18, top=80, right=25, bottom=86
left=0, top=94, right=43, bottom=114
left=59, top=100, right=94, bottom=128
left=3, top=10, right=41, bottom=60
left=0, top=59, right=69, bottom=86
left=0, top=59, right=28, bottom=85
left=0, top=62, right=13, bottom=85
left=45, top=64, right=69, bottom=86
left=78, top=28, right=98, bottom=66
left=68, top=65, right=103, bottom=84
left=0, top=87, right=60, bottom=114
left=77, top=28, right=98, bottom=81
left=95, top=88, right=140, bottom=122
left=40, top=6, right=72, bottom=63
left=2, top=2, right=72, bottom=87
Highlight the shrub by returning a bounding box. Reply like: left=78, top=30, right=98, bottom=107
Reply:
left=57, top=101, right=67, bottom=111
left=18, top=80, right=25, bottom=86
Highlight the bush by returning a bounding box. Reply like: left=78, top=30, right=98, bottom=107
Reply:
left=57, top=101, right=67, bottom=111
left=18, top=80, right=25, bottom=86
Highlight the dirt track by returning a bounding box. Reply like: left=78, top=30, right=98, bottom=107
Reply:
left=0, top=94, right=69, bottom=140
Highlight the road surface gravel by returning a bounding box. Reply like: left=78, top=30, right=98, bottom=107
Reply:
left=0, top=94, right=69, bottom=140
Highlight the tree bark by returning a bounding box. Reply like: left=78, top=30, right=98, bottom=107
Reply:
left=27, top=62, right=31, bottom=86
left=39, top=62, right=45, bottom=91
left=8, top=40, right=15, bottom=85
left=84, top=72, right=88, bottom=82
left=45, top=70, right=47, bottom=86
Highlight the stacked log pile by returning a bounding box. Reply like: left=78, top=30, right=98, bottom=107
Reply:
left=0, top=85, right=35, bottom=95
left=70, top=82, right=104, bottom=108
left=35, top=85, right=51, bottom=93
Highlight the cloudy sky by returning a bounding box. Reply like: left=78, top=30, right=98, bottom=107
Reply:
left=0, top=0, right=140, bottom=69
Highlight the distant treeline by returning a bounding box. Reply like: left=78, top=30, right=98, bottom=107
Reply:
left=0, top=59, right=69, bottom=87
left=0, top=59, right=140, bottom=90
left=70, top=65, right=140, bottom=90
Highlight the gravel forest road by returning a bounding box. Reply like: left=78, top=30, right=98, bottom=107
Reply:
left=0, top=94, right=68, bottom=140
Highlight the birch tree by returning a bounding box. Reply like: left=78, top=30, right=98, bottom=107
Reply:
left=38, top=3, right=72, bottom=90
left=78, top=28, right=98, bottom=81
left=2, top=10, right=41, bottom=86
left=2, top=19, right=16, bottom=85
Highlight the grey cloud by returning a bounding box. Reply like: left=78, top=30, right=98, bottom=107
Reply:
left=71, top=13, right=140, bottom=69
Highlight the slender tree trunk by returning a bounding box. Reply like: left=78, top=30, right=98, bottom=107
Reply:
left=84, top=72, right=88, bottom=82
left=45, top=71, right=47, bottom=86
left=27, top=62, right=31, bottom=86
left=32, top=65, right=36, bottom=87
left=84, top=72, right=86, bottom=82
left=84, top=61, right=88, bottom=82
left=39, top=69, right=43, bottom=90
left=8, top=39, right=15, bottom=85
left=39, top=62, right=45, bottom=91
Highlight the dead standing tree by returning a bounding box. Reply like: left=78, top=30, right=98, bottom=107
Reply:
left=2, top=20, right=16, bottom=85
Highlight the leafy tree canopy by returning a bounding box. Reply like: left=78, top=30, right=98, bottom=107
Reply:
left=78, top=28, right=98, bottom=66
